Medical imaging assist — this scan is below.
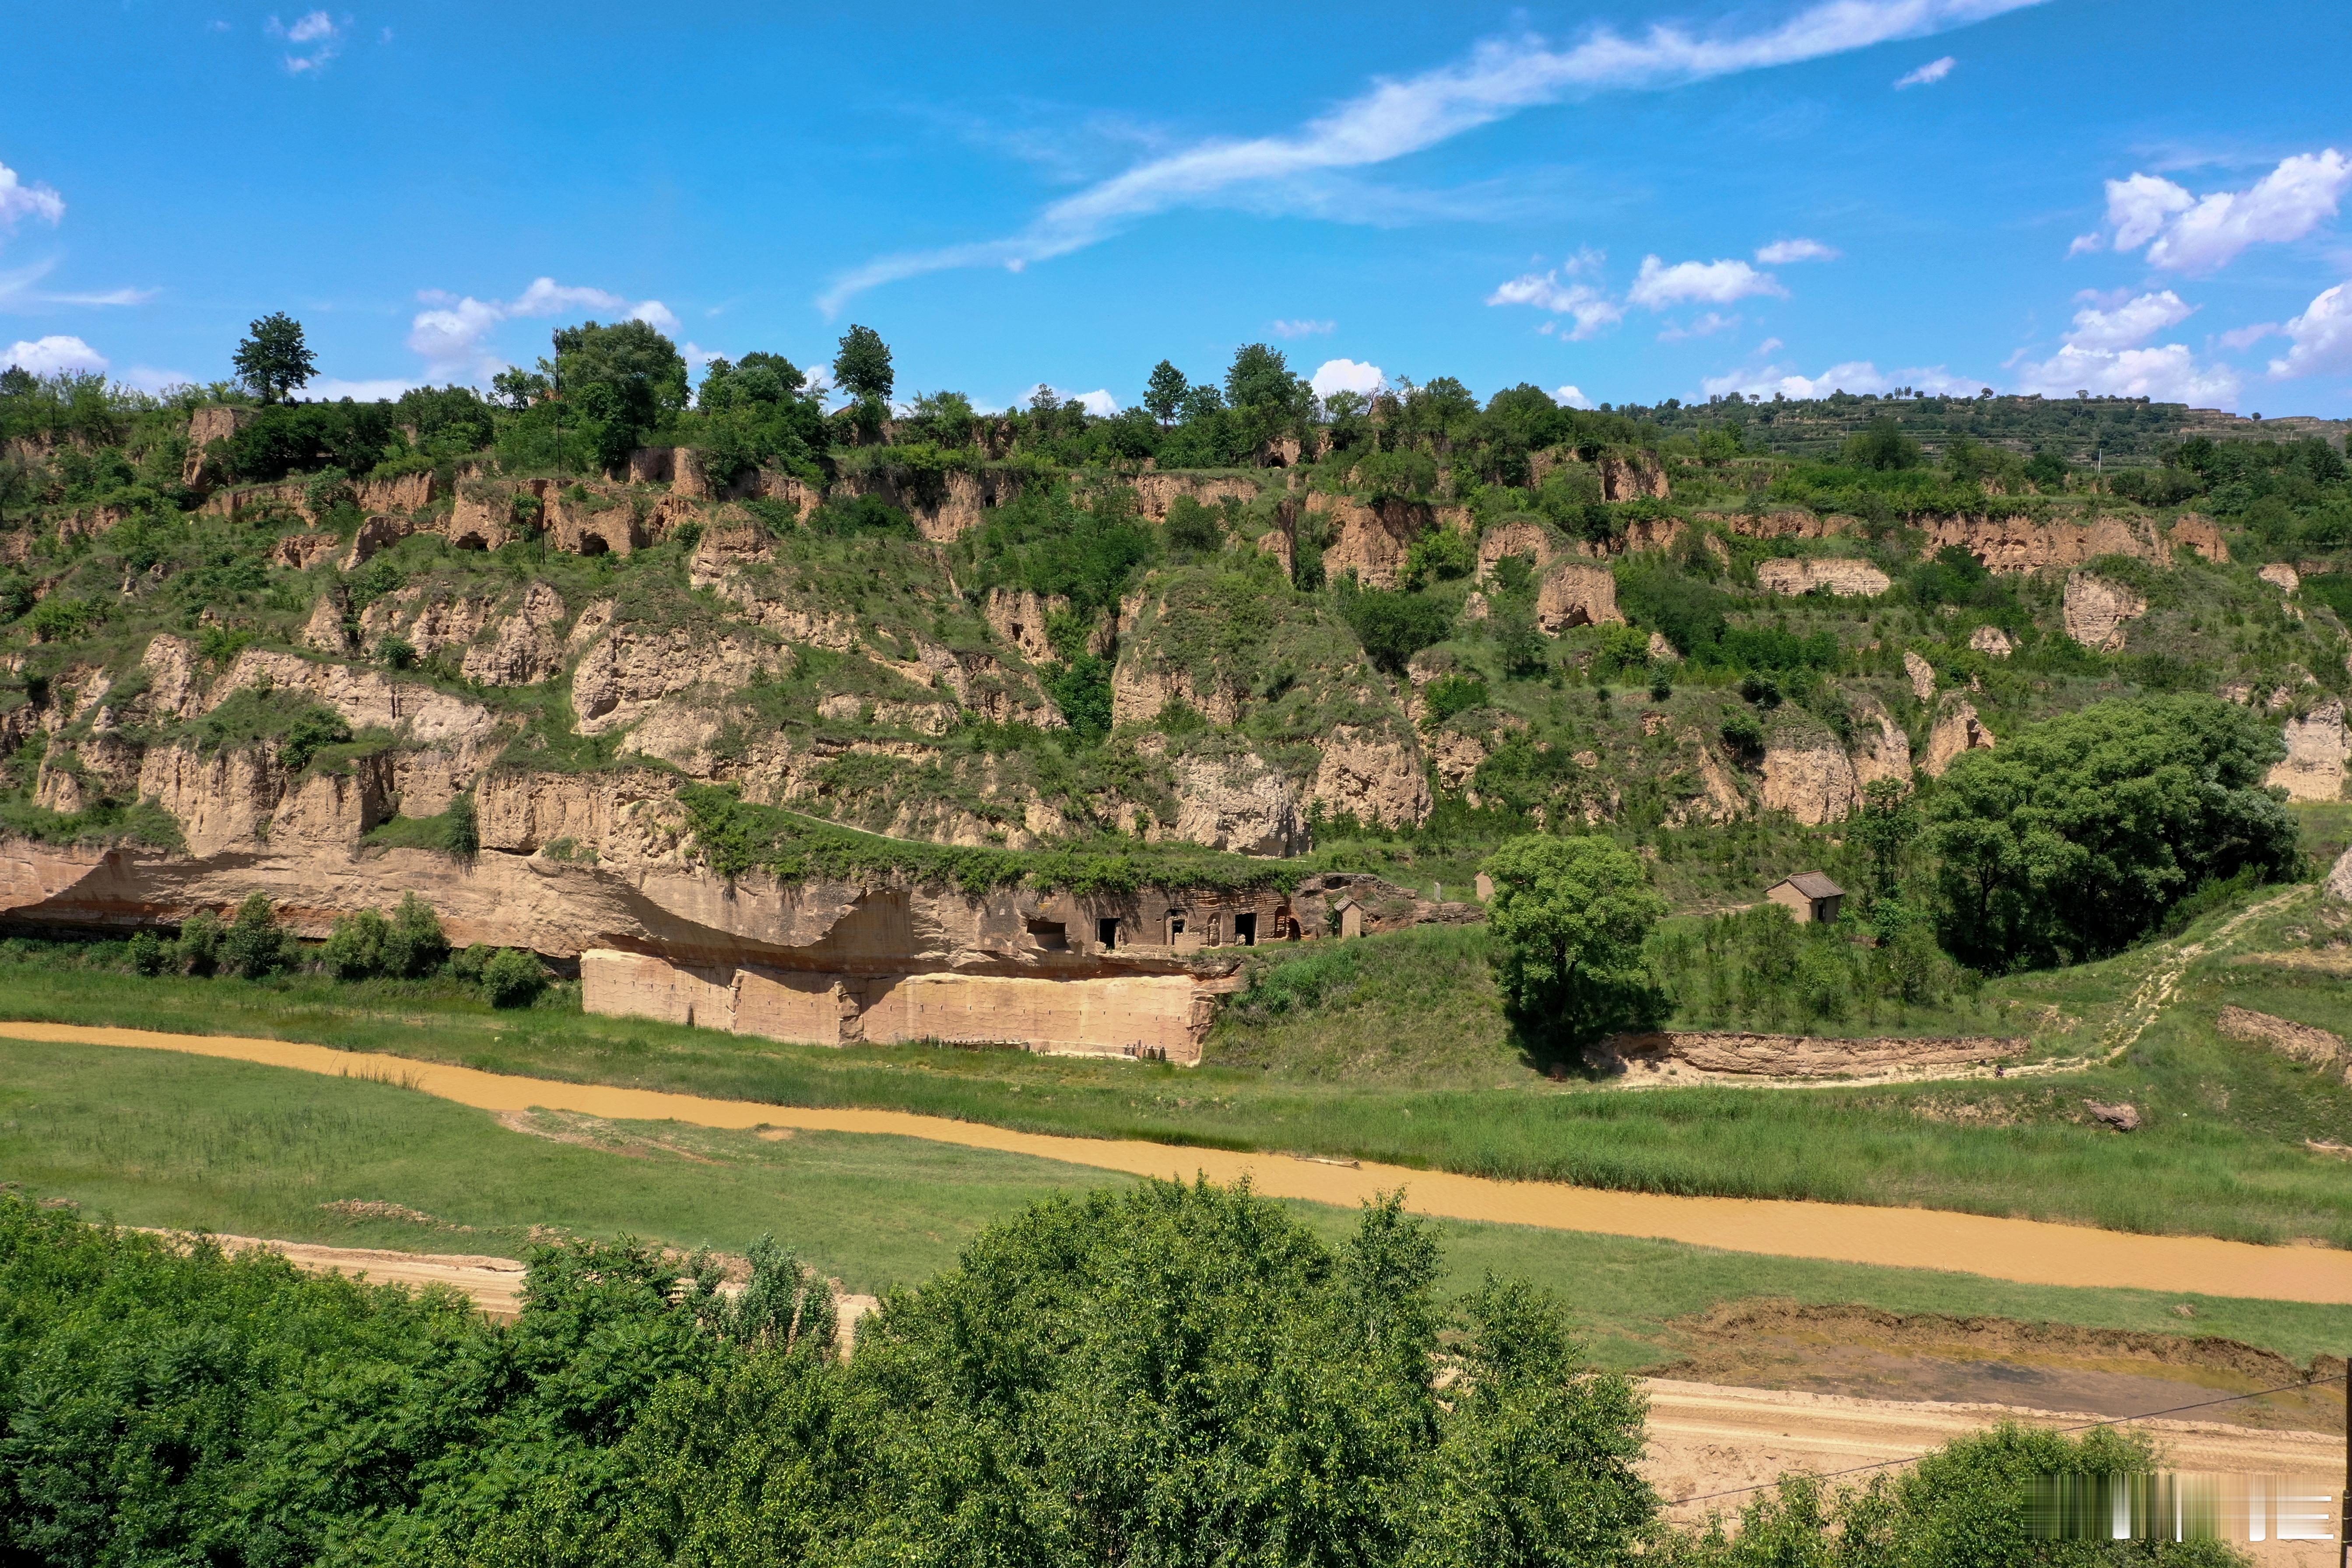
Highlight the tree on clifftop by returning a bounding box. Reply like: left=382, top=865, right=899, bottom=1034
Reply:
left=1144, top=359, right=1188, bottom=428
left=232, top=312, right=316, bottom=404
left=832, top=324, right=894, bottom=403
left=1480, top=834, right=1666, bottom=1054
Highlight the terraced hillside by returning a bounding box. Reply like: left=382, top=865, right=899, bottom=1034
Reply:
left=2, top=332, right=2350, bottom=1061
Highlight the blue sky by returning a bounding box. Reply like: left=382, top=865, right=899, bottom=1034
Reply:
left=4, top=0, right=2349, bottom=415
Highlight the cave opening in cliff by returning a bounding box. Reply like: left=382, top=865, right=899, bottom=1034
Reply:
left=1027, top=918, right=1067, bottom=951
left=1096, top=917, right=1118, bottom=950
left=1233, top=912, right=1257, bottom=946
left=578, top=533, right=610, bottom=556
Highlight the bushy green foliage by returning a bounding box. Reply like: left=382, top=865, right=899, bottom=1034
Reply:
left=965, top=483, right=1158, bottom=620
left=1655, top=1423, right=2241, bottom=1568
left=678, top=783, right=1297, bottom=895
left=0, top=1185, right=1669, bottom=1568
left=1481, top=835, right=1667, bottom=1051
left=1930, top=695, right=2300, bottom=970
left=1422, top=674, right=1490, bottom=723
left=450, top=941, right=547, bottom=1007
left=230, top=311, right=316, bottom=403
left=220, top=891, right=293, bottom=978
left=224, top=399, right=398, bottom=482
left=1341, top=582, right=1453, bottom=676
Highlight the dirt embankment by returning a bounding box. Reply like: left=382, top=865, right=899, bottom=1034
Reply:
left=1590, top=1031, right=2026, bottom=1080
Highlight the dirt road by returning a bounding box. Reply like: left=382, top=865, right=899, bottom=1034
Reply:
left=12, top=1019, right=2352, bottom=1303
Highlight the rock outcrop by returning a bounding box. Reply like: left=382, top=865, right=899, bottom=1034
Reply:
left=2216, top=1005, right=2348, bottom=1079
left=2062, top=572, right=2147, bottom=651
left=1847, top=695, right=1914, bottom=791
left=1168, top=751, right=1306, bottom=855
left=1969, top=626, right=2014, bottom=657
left=1475, top=520, right=1555, bottom=577
left=2267, top=699, right=2348, bottom=802
left=1534, top=563, right=1623, bottom=633
left=462, top=583, right=569, bottom=688
left=1759, top=727, right=1859, bottom=825
left=1308, top=725, right=1429, bottom=828
left=1755, top=558, right=1892, bottom=597
left=1904, top=650, right=1936, bottom=702
left=982, top=587, right=1065, bottom=664
left=1920, top=697, right=1996, bottom=777
left=2260, top=562, right=2301, bottom=593
left=1589, top=1030, right=2025, bottom=1079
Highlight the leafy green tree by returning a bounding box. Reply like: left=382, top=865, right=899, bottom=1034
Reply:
left=231, top=312, right=316, bottom=403
left=1928, top=695, right=2299, bottom=970
left=1841, top=416, right=1919, bottom=471
left=381, top=891, right=449, bottom=977
left=1401, top=524, right=1474, bottom=589
left=550, top=318, right=689, bottom=470
left=1343, top=585, right=1453, bottom=676
left=481, top=947, right=547, bottom=1007
left=0, top=452, right=44, bottom=523
left=1851, top=777, right=1917, bottom=899
left=1144, top=360, right=1188, bottom=427
left=1480, top=835, right=1667, bottom=1048
left=323, top=907, right=389, bottom=979
left=221, top=891, right=290, bottom=978
left=831, top=323, right=894, bottom=403
left=175, top=908, right=221, bottom=974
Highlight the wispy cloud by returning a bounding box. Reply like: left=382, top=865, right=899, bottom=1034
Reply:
left=1703, top=359, right=1980, bottom=400
left=0, top=161, right=65, bottom=232
left=1755, top=237, right=1839, bottom=263
left=819, top=0, right=2047, bottom=312
left=268, top=11, right=344, bottom=73
left=1270, top=318, right=1336, bottom=338
left=1894, top=55, right=1955, bottom=87
left=2069, top=149, right=2351, bottom=272
left=1657, top=310, right=1741, bottom=341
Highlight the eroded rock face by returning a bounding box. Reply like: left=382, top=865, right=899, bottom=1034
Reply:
left=572, top=624, right=777, bottom=736
left=2062, top=572, right=2147, bottom=651
left=2268, top=698, right=2348, bottom=802
left=1476, top=520, right=1555, bottom=577
left=211, top=649, right=503, bottom=764
left=1904, top=650, right=1936, bottom=703
left=1535, top=563, right=1623, bottom=634
left=1755, top=558, right=1892, bottom=597
left=983, top=587, right=1064, bottom=664
left=1969, top=626, right=2014, bottom=657
left=1759, top=730, right=1859, bottom=825
left=462, top=583, right=569, bottom=688
left=2327, top=845, right=2352, bottom=902
left=1127, top=474, right=1258, bottom=521
left=1597, top=453, right=1669, bottom=501
left=2260, top=562, right=2302, bottom=593
left=1307, top=495, right=1471, bottom=589
left=1847, top=695, right=1914, bottom=791
left=182, top=406, right=256, bottom=488
left=1168, top=751, right=1305, bottom=855
left=301, top=597, right=352, bottom=655
left=1921, top=697, right=1996, bottom=777
left=1308, top=725, right=1429, bottom=828
left=2167, top=514, right=2227, bottom=563
left=1922, top=514, right=2162, bottom=575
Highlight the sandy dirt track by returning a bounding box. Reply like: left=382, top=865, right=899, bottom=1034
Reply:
left=12, top=1019, right=2352, bottom=1303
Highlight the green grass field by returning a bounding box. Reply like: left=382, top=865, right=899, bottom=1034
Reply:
left=3, top=880, right=2348, bottom=1249
left=6, top=1038, right=2348, bottom=1373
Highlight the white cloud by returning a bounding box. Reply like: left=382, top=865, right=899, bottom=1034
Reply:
left=2217, top=322, right=2277, bottom=351
left=2081, top=150, right=2351, bottom=273
left=1311, top=358, right=1387, bottom=399
left=2268, top=281, right=2352, bottom=379
left=1270, top=319, right=1335, bottom=338
left=820, top=0, right=2048, bottom=311
left=1755, top=336, right=1784, bottom=355
left=506, top=278, right=625, bottom=317
left=630, top=300, right=682, bottom=335
left=0, top=161, right=65, bottom=231
left=1627, top=255, right=1785, bottom=308
left=39, top=287, right=158, bottom=307
left=1894, top=55, right=1955, bottom=87
left=303, top=376, right=419, bottom=401
left=1658, top=311, right=1741, bottom=341
left=268, top=10, right=344, bottom=73
left=1754, top=237, right=1839, bottom=263
left=1552, top=384, right=1593, bottom=409
left=4, top=335, right=106, bottom=374
left=1486, top=267, right=1622, bottom=339
left=2061, top=289, right=2194, bottom=352
left=407, top=277, right=676, bottom=382
left=1700, top=359, right=1979, bottom=400
left=2013, top=342, right=2238, bottom=403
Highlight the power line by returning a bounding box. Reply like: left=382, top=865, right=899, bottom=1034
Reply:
left=1663, top=1371, right=2345, bottom=1510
